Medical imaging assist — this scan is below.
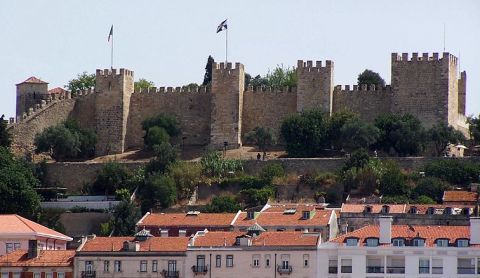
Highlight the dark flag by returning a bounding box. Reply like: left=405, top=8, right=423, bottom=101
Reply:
left=108, top=25, right=113, bottom=42
left=216, top=19, right=227, bottom=33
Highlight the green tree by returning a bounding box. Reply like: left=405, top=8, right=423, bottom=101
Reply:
left=247, top=74, right=269, bottom=88
left=340, top=119, right=380, bottom=152
left=144, top=126, right=170, bottom=151
left=167, top=161, right=202, bottom=200
left=379, top=160, right=408, bottom=196
left=415, top=195, right=436, bottom=204
left=65, top=72, right=95, bottom=93
left=467, top=114, right=480, bottom=144
left=424, top=159, right=480, bottom=186
left=146, top=142, right=178, bottom=175
left=281, top=109, right=329, bottom=157
left=0, top=147, right=41, bottom=219
left=205, top=196, right=241, bottom=213
left=266, top=65, right=297, bottom=88
left=327, top=111, right=358, bottom=150
left=428, top=122, right=466, bottom=156
left=200, top=151, right=243, bottom=178
left=134, top=78, right=154, bottom=91
left=110, top=200, right=141, bottom=236
left=357, top=69, right=385, bottom=88
left=244, top=126, right=276, bottom=152
left=342, top=149, right=371, bottom=171
left=182, top=83, right=199, bottom=91
left=239, top=187, right=274, bottom=207
left=260, top=163, right=284, bottom=183
left=141, top=174, right=177, bottom=211
left=0, top=115, right=11, bottom=148
left=91, top=162, right=132, bottom=195
left=374, top=114, right=426, bottom=156
left=381, top=195, right=410, bottom=204
left=142, top=113, right=180, bottom=150
left=202, top=55, right=215, bottom=86
left=412, top=177, right=448, bottom=202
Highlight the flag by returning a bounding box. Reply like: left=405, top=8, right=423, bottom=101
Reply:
left=216, top=19, right=227, bottom=33
left=108, top=25, right=113, bottom=42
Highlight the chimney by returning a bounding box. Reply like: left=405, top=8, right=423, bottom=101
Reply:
left=179, top=230, right=187, bottom=237
left=160, top=229, right=169, bottom=238
left=27, top=240, right=39, bottom=259
left=379, top=216, right=393, bottom=244
left=470, top=217, right=480, bottom=244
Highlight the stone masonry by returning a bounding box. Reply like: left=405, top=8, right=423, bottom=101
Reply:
left=10, top=52, right=469, bottom=156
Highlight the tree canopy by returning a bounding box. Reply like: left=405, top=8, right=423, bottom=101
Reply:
left=142, top=113, right=181, bottom=151
left=65, top=72, right=95, bottom=93
left=0, top=115, right=11, bottom=148
left=428, top=122, right=465, bottom=156
left=110, top=200, right=141, bottom=236
left=134, top=79, right=154, bottom=91
left=246, top=65, right=297, bottom=89
left=202, top=55, right=215, bottom=86
left=357, top=69, right=386, bottom=88
left=244, top=126, right=276, bottom=152
left=468, top=114, right=480, bottom=144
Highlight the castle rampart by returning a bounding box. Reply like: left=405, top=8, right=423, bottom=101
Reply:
left=296, top=60, right=334, bottom=114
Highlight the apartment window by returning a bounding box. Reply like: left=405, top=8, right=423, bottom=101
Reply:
left=168, top=260, right=177, bottom=273
left=140, top=260, right=147, bottom=272
left=13, top=243, right=20, bottom=250
left=45, top=273, right=53, bottom=278
left=152, top=260, right=158, bottom=272
left=345, top=238, right=358, bottom=246
left=341, top=258, right=352, bottom=273
left=456, top=239, right=469, bottom=247
left=419, top=258, right=430, bottom=274
left=381, top=205, right=390, bottom=214
left=365, top=238, right=379, bottom=247
left=408, top=206, right=417, bottom=214
left=435, top=239, right=449, bottom=247
left=280, top=254, right=290, bottom=270
left=57, top=273, right=65, bottom=278
left=33, top=274, right=40, bottom=278
left=252, top=255, right=260, bottom=267
left=392, top=238, right=405, bottom=246
left=432, top=258, right=443, bottom=274
left=85, top=260, right=93, bottom=271
left=265, top=254, right=271, bottom=267
left=303, top=254, right=309, bottom=267
left=103, top=260, right=110, bottom=272
left=457, top=258, right=475, bottom=274
left=114, top=260, right=122, bottom=272
left=427, top=207, right=435, bottom=214
left=413, top=238, right=425, bottom=247
left=13, top=273, right=20, bottom=278
left=197, top=255, right=206, bottom=269
left=5, top=243, right=13, bottom=253
left=364, top=206, right=372, bottom=213
left=226, top=255, right=234, bottom=267
left=215, top=255, right=221, bottom=267
left=328, top=259, right=338, bottom=273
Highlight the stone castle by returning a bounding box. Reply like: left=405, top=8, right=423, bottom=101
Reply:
left=8, top=52, right=468, bottom=156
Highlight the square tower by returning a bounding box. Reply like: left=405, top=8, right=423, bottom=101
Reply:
left=94, top=68, right=134, bottom=156
left=15, top=77, right=49, bottom=119
left=296, top=60, right=334, bottom=114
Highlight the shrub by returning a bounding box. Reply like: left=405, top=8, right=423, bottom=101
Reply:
left=412, top=177, right=449, bottom=202
left=415, top=195, right=436, bottom=204
left=379, top=160, right=409, bottom=196
left=424, top=159, right=480, bottom=186
left=144, top=126, right=170, bottom=151
left=239, top=187, right=274, bottom=207
left=146, top=142, right=178, bottom=175
left=142, top=114, right=180, bottom=138
left=200, top=151, right=243, bottom=178
left=260, top=163, right=284, bottom=183
left=167, top=161, right=202, bottom=200
left=141, top=174, right=177, bottom=211
left=342, top=149, right=371, bottom=171
left=205, top=196, right=241, bottom=213
left=91, top=162, right=132, bottom=195
left=244, top=126, right=276, bottom=152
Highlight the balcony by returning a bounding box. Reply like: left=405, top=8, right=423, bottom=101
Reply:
left=277, top=265, right=293, bottom=275
left=387, top=266, right=405, bottom=274
left=81, top=271, right=96, bottom=278
left=162, top=270, right=179, bottom=278
left=192, top=265, right=208, bottom=275
left=328, top=266, right=338, bottom=274
left=366, top=266, right=384, bottom=273
left=457, top=267, right=475, bottom=274
left=341, top=266, right=352, bottom=273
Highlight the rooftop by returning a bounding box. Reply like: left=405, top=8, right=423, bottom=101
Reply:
left=443, top=190, right=478, bottom=203
left=233, top=209, right=333, bottom=227
left=191, top=231, right=320, bottom=247
left=79, top=236, right=189, bottom=252
left=0, top=250, right=74, bottom=267
left=17, top=76, right=48, bottom=85
left=341, top=204, right=405, bottom=213
left=48, top=87, right=67, bottom=94
left=0, top=214, right=72, bottom=241
left=137, top=212, right=236, bottom=227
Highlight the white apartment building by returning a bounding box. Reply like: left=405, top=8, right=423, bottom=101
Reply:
left=318, top=216, right=480, bottom=278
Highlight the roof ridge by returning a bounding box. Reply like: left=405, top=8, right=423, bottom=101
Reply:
left=15, top=215, right=36, bottom=233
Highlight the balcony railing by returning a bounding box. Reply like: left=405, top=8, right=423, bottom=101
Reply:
left=419, top=266, right=430, bottom=274
left=341, top=266, right=352, bottom=273
left=277, top=265, right=293, bottom=275
left=387, top=266, right=405, bottom=274
left=81, top=271, right=96, bottom=278
left=192, top=265, right=208, bottom=275
left=366, top=266, right=384, bottom=273
left=432, top=267, right=443, bottom=274
left=328, top=266, right=338, bottom=274
left=457, top=267, right=475, bottom=274
left=162, top=270, right=179, bottom=278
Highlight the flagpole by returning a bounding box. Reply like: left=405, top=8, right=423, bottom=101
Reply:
left=111, top=30, right=114, bottom=69
left=225, top=26, right=228, bottom=64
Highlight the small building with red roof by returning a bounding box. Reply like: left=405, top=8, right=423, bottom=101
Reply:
left=443, top=190, right=479, bottom=205
left=0, top=214, right=72, bottom=256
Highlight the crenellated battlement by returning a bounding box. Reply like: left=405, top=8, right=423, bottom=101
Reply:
left=334, top=84, right=392, bottom=94
left=391, top=52, right=458, bottom=64
left=133, top=85, right=209, bottom=94
left=244, top=85, right=296, bottom=94
left=96, top=68, right=134, bottom=77
left=296, top=60, right=333, bottom=72
left=212, top=62, right=244, bottom=75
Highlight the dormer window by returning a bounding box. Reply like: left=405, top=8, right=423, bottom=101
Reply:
left=412, top=238, right=425, bottom=247
left=381, top=205, right=390, bottom=214
left=408, top=206, right=417, bottom=214
left=345, top=238, right=359, bottom=246
left=392, top=238, right=405, bottom=247
left=247, top=211, right=255, bottom=220
left=461, top=208, right=470, bottom=215
left=456, top=239, right=469, bottom=247
left=444, top=207, right=453, bottom=215
left=426, top=207, right=435, bottom=215
left=364, top=206, right=372, bottom=213
left=302, top=211, right=310, bottom=220
left=435, top=239, right=449, bottom=247
left=365, top=238, right=379, bottom=247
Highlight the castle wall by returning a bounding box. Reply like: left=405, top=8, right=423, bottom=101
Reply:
left=69, top=92, right=96, bottom=131
left=391, top=52, right=451, bottom=128
left=332, top=85, right=393, bottom=122
left=125, top=87, right=212, bottom=149
left=296, top=60, right=334, bottom=114
left=458, top=71, right=467, bottom=116
left=242, top=87, right=297, bottom=139
left=210, top=62, right=245, bottom=149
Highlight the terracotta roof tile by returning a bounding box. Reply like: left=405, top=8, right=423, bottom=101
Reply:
left=262, top=203, right=327, bottom=212
left=443, top=191, right=478, bottom=202
left=331, top=225, right=473, bottom=247
left=17, top=77, right=48, bottom=85
left=192, top=231, right=319, bottom=247
left=405, top=204, right=475, bottom=214
left=340, top=204, right=405, bottom=213
left=0, top=250, right=74, bottom=267
left=0, top=214, right=72, bottom=241
left=233, top=210, right=332, bottom=228
left=48, top=87, right=67, bottom=94
left=80, top=236, right=189, bottom=252
left=138, top=213, right=236, bottom=227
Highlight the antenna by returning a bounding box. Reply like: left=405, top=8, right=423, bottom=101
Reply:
left=443, top=23, right=446, bottom=52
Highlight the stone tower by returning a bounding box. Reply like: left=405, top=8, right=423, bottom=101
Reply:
left=391, top=52, right=461, bottom=129
left=210, top=62, right=245, bottom=149
left=15, top=77, right=49, bottom=119
left=94, top=68, right=134, bottom=156
left=458, top=71, right=467, bottom=116
left=296, top=60, right=334, bottom=114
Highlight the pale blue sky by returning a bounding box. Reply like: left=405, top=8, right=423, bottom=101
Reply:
left=1, top=0, right=479, bottom=118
